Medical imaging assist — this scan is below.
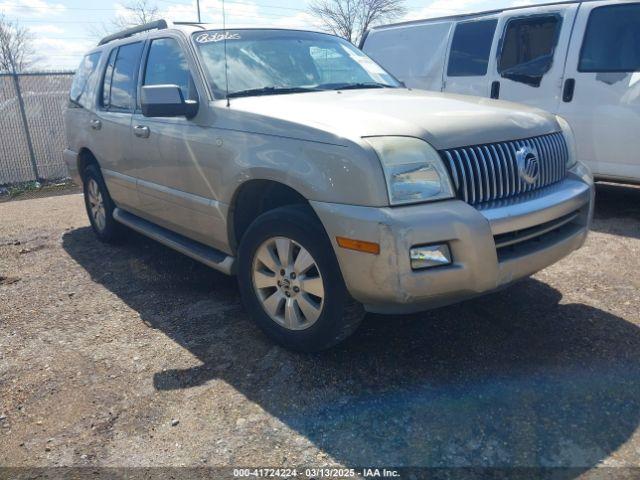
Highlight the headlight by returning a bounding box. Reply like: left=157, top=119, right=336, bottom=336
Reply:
left=555, top=115, right=577, bottom=169
left=365, top=136, right=455, bottom=205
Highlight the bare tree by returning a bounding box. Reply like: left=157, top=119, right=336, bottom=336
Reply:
left=309, top=0, right=406, bottom=45
left=0, top=15, right=37, bottom=72
left=90, top=0, right=160, bottom=40
left=112, top=0, right=160, bottom=30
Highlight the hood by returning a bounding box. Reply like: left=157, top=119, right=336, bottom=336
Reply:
left=225, top=88, right=560, bottom=150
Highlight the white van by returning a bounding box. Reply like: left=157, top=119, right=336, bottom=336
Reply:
left=361, top=0, right=640, bottom=184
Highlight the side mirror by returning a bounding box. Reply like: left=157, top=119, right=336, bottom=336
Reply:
left=141, top=85, right=198, bottom=119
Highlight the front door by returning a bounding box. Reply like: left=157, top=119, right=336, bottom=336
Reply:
left=490, top=3, right=578, bottom=113
left=557, top=1, right=640, bottom=180
left=130, top=35, right=227, bottom=250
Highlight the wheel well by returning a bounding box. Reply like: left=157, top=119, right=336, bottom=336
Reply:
left=231, top=180, right=314, bottom=250
left=77, top=148, right=98, bottom=181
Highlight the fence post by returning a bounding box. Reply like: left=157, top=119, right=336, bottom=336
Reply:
left=10, top=59, right=40, bottom=183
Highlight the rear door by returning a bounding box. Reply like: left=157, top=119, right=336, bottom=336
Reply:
left=557, top=1, right=640, bottom=181
left=490, top=3, right=578, bottom=112
left=443, top=16, right=499, bottom=97
left=92, top=41, right=144, bottom=210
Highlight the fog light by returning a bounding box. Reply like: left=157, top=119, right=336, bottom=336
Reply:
left=410, top=244, right=452, bottom=270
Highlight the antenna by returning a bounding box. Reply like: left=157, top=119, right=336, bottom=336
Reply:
left=222, top=0, right=231, bottom=107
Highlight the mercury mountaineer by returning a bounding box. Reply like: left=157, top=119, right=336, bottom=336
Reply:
left=64, top=21, right=594, bottom=351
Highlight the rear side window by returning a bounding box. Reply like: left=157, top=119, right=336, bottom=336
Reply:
left=447, top=19, right=497, bottom=77
left=579, top=3, right=640, bottom=72
left=102, top=48, right=117, bottom=108
left=70, top=52, right=101, bottom=108
left=143, top=38, right=197, bottom=101
left=498, top=15, right=562, bottom=87
left=102, top=42, right=144, bottom=111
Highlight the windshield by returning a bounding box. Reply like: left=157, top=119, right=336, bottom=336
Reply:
left=192, top=29, right=401, bottom=98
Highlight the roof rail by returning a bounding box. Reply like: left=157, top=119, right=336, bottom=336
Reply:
left=98, top=19, right=168, bottom=46
left=172, top=21, right=207, bottom=29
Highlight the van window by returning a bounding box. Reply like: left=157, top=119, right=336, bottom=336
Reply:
left=69, top=52, right=101, bottom=108
left=579, top=3, right=640, bottom=72
left=143, top=38, right=197, bottom=101
left=103, top=42, right=144, bottom=111
left=447, top=19, right=497, bottom=77
left=498, top=15, right=562, bottom=87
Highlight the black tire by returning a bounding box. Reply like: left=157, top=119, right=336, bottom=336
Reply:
left=83, top=164, right=122, bottom=243
left=237, top=205, right=364, bottom=352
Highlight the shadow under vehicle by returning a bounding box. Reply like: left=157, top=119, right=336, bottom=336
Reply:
left=63, top=188, right=640, bottom=476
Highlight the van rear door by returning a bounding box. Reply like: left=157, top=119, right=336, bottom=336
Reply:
left=361, top=20, right=454, bottom=91
left=557, top=1, right=640, bottom=181
left=489, top=3, right=578, bottom=113
left=442, top=16, right=499, bottom=97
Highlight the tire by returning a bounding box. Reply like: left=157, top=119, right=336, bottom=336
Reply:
left=237, top=205, right=364, bottom=352
left=83, top=164, right=122, bottom=243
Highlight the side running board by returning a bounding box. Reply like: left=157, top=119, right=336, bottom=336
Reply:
left=113, top=208, right=236, bottom=275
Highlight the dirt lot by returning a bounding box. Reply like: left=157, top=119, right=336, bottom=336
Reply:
left=1, top=183, right=639, bottom=478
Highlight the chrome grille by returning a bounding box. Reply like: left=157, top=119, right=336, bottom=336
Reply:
left=441, top=132, right=568, bottom=206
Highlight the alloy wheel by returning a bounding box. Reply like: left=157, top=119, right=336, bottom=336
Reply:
left=252, top=236, right=325, bottom=331
left=87, top=178, right=106, bottom=232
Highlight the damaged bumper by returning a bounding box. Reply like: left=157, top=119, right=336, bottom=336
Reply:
left=63, top=149, right=82, bottom=185
left=311, top=163, right=594, bottom=314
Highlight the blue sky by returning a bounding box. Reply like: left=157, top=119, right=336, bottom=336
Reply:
left=1, top=0, right=546, bottom=69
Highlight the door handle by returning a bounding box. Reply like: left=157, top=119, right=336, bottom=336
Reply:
left=133, top=125, right=150, bottom=138
left=490, top=81, right=500, bottom=99
left=563, top=78, right=576, bottom=103
left=90, top=119, right=102, bottom=130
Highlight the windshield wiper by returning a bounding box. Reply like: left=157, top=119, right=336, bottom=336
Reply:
left=227, top=86, right=321, bottom=98
left=317, top=82, right=395, bottom=91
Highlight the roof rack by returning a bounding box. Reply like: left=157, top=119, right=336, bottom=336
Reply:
left=98, top=20, right=168, bottom=46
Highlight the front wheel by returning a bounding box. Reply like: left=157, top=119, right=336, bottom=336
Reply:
left=237, top=206, right=364, bottom=352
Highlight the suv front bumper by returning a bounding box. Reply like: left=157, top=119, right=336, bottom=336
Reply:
left=311, top=163, right=594, bottom=314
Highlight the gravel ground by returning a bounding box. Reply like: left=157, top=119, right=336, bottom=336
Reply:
left=1, top=183, right=639, bottom=478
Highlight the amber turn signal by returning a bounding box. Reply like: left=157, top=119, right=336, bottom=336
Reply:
left=336, top=237, right=380, bottom=255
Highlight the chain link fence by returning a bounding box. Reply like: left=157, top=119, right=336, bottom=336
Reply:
left=0, top=71, right=75, bottom=187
